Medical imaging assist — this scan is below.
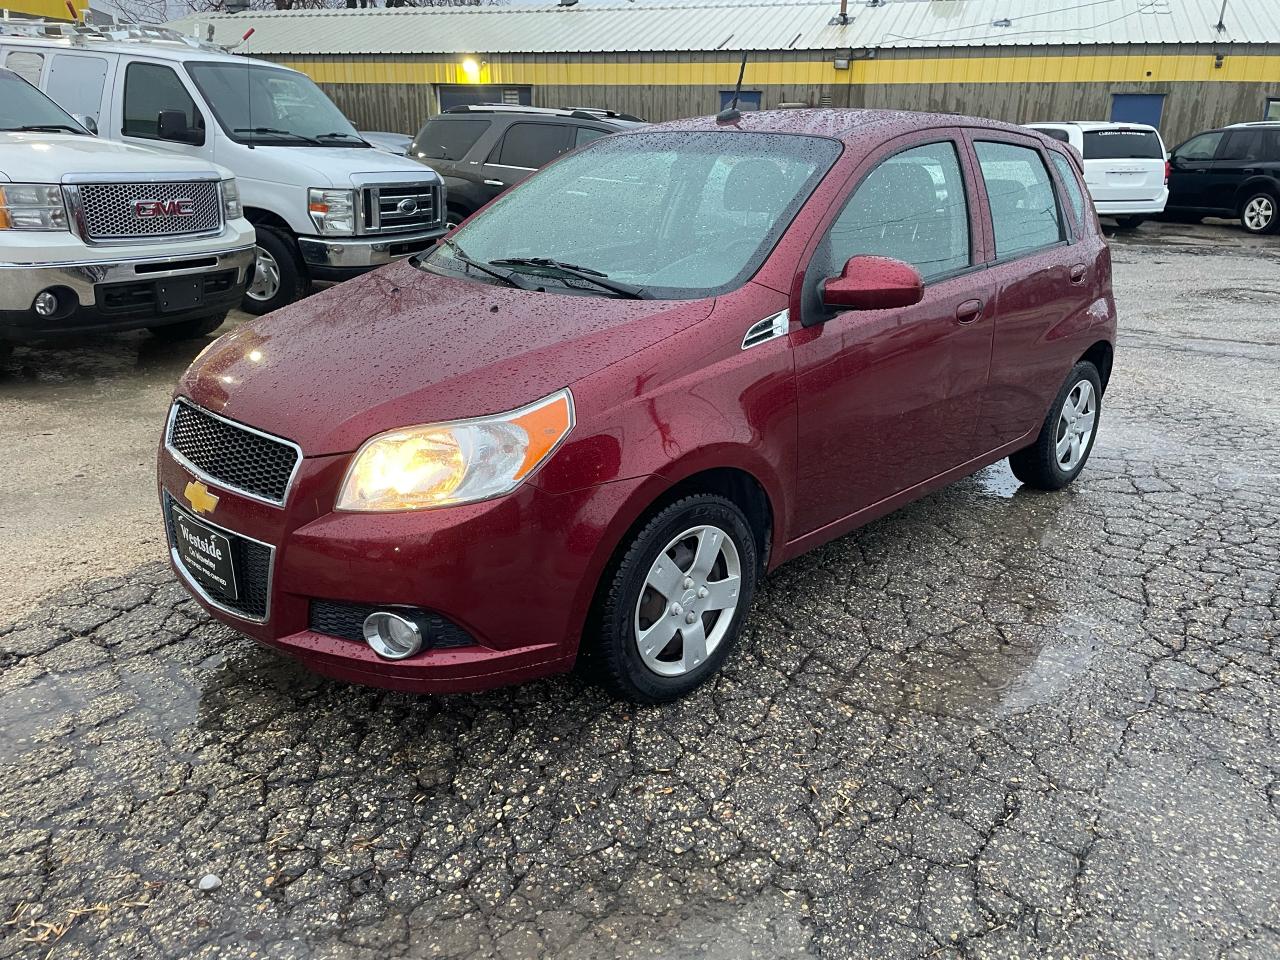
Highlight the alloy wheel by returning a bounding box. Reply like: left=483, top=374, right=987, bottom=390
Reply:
left=1055, top=379, right=1097, bottom=472
left=1243, top=195, right=1275, bottom=232
left=248, top=245, right=281, bottom=302
left=634, top=524, right=741, bottom=678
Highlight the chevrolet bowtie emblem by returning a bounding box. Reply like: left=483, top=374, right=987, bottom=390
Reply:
left=184, top=480, right=219, bottom=515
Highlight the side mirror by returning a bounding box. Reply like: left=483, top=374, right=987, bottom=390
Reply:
left=821, top=255, right=924, bottom=311
left=157, top=110, right=201, bottom=145
left=71, top=113, right=97, bottom=135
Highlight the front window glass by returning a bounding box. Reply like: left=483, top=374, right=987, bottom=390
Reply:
left=185, top=62, right=365, bottom=147
left=1176, top=132, right=1223, bottom=161
left=123, top=62, right=202, bottom=141
left=815, top=141, right=970, bottom=283
left=975, top=141, right=1064, bottom=259
left=0, top=69, right=85, bottom=133
left=423, top=131, right=841, bottom=299
left=1082, top=129, right=1163, bottom=159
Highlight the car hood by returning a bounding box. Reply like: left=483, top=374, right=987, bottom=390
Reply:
left=228, top=144, right=440, bottom=188
left=180, top=259, right=713, bottom=456
left=0, top=133, right=230, bottom=182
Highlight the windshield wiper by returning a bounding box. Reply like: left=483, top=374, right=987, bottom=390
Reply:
left=9, top=123, right=84, bottom=134
left=432, top=238, right=530, bottom=289
left=315, top=131, right=367, bottom=143
left=489, top=257, right=649, bottom=299
left=233, top=126, right=320, bottom=144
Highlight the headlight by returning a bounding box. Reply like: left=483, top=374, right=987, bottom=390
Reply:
left=0, top=184, right=68, bottom=232
left=307, top=187, right=355, bottom=235
left=337, top=389, right=574, bottom=512
left=219, top=179, right=242, bottom=220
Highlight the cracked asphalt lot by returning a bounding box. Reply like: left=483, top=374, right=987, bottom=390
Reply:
left=2, top=226, right=1279, bottom=959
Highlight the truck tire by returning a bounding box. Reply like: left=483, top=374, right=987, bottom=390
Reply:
left=244, top=225, right=306, bottom=315
left=148, top=312, right=228, bottom=342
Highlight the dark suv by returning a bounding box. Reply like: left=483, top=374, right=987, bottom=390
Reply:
left=409, top=105, right=645, bottom=226
left=1165, top=122, right=1280, bottom=234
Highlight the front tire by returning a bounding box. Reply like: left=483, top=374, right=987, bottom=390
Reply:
left=1009, top=361, right=1102, bottom=491
left=243, top=225, right=306, bottom=315
left=593, top=495, right=758, bottom=703
left=148, top=312, right=227, bottom=342
left=1240, top=192, right=1278, bottom=235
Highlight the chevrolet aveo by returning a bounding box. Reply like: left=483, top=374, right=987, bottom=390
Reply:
left=158, top=109, right=1116, bottom=703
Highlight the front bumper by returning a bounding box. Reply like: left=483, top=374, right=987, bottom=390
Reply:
left=157, top=434, right=645, bottom=694
left=0, top=244, right=254, bottom=338
left=297, top=226, right=446, bottom=280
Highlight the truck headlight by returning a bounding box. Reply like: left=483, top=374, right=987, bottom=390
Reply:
left=219, top=179, right=242, bottom=221
left=0, top=184, right=68, bottom=232
left=337, top=389, right=574, bottom=512
left=307, top=188, right=355, bottom=235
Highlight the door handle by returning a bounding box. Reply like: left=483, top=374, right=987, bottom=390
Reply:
left=483, top=179, right=504, bottom=187
left=955, top=299, right=983, bottom=324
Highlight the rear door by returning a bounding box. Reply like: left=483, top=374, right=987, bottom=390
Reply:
left=1080, top=127, right=1166, bottom=204
left=479, top=121, right=572, bottom=201
left=1167, top=131, right=1224, bottom=210
left=45, top=53, right=110, bottom=130
left=1207, top=128, right=1265, bottom=213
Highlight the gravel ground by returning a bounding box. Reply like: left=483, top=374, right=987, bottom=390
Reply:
left=1, top=222, right=1278, bottom=959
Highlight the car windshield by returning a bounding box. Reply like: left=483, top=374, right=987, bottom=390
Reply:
left=0, top=70, right=86, bottom=134
left=422, top=131, right=841, bottom=299
left=185, top=62, right=367, bottom=147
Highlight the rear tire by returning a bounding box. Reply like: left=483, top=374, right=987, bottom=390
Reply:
left=243, top=225, right=306, bottom=315
left=148, top=312, right=227, bottom=341
left=592, top=494, right=758, bottom=703
left=1239, top=192, right=1279, bottom=235
left=1113, top=216, right=1145, bottom=230
left=1009, top=361, right=1102, bottom=491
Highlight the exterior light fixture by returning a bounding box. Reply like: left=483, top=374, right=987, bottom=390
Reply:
left=461, top=57, right=483, bottom=81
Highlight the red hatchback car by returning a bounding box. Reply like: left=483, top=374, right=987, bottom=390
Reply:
left=158, top=109, right=1115, bottom=702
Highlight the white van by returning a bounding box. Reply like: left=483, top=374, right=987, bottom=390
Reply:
left=1, top=21, right=445, bottom=314
left=0, top=66, right=253, bottom=360
left=1027, top=121, right=1168, bottom=229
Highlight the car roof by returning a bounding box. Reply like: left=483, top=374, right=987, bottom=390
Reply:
left=1028, top=121, right=1160, bottom=132
left=650, top=108, right=1067, bottom=146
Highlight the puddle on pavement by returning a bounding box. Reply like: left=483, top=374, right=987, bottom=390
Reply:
left=0, top=332, right=210, bottom=398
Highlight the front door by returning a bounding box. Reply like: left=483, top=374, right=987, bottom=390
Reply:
left=791, top=135, right=994, bottom=534
left=117, top=59, right=211, bottom=162
left=1167, top=130, right=1224, bottom=210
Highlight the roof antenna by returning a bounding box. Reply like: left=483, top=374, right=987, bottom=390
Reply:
left=715, top=52, right=748, bottom=123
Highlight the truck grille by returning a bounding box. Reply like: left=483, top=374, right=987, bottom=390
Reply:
left=75, top=181, right=222, bottom=241
left=166, top=400, right=301, bottom=505
left=361, top=184, right=442, bottom=234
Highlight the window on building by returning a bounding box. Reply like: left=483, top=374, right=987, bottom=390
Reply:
left=1265, top=98, right=1280, bottom=121
left=719, top=90, right=762, bottom=112
left=1049, top=152, right=1089, bottom=232
left=815, top=141, right=970, bottom=283
left=494, top=122, right=570, bottom=169
left=413, top=117, right=490, bottom=161
left=975, top=141, right=1063, bottom=259
left=123, top=62, right=202, bottom=142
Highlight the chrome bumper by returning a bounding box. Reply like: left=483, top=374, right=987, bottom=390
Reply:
left=297, top=226, right=445, bottom=270
left=0, top=244, right=255, bottom=310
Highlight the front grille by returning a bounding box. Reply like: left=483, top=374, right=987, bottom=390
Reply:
left=361, top=183, right=442, bottom=234
left=167, top=401, right=300, bottom=505
left=164, top=494, right=271, bottom=620
left=309, top=600, right=475, bottom=648
left=76, top=180, right=222, bottom=241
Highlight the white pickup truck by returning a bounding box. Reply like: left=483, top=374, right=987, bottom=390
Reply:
left=0, top=66, right=253, bottom=361
left=1, top=21, right=445, bottom=314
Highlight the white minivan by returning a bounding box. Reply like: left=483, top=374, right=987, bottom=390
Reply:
left=1, top=21, right=445, bottom=314
left=1028, top=121, right=1168, bottom=229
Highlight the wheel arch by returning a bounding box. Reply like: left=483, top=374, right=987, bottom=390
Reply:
left=1234, top=176, right=1280, bottom=208
left=243, top=206, right=296, bottom=236
left=1079, top=339, right=1114, bottom=395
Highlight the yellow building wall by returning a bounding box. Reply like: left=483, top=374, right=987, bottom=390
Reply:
left=3, top=0, right=77, bottom=19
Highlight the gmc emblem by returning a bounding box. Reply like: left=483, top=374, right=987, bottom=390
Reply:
left=133, top=198, right=196, bottom=219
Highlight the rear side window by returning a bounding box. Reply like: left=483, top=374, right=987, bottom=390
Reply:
left=123, top=62, right=201, bottom=141
left=413, top=117, right=489, bottom=161
left=1219, top=129, right=1264, bottom=162
left=494, top=122, right=569, bottom=169
left=575, top=126, right=607, bottom=148
left=4, top=51, right=44, bottom=86
left=1176, top=132, right=1223, bottom=161
left=817, top=141, right=970, bottom=283
left=975, top=141, right=1064, bottom=258
left=1049, top=152, right=1089, bottom=232
left=1083, top=129, right=1163, bottom=160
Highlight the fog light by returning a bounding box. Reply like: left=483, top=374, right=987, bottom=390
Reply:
left=362, top=611, right=424, bottom=660
left=34, top=291, right=58, bottom=317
